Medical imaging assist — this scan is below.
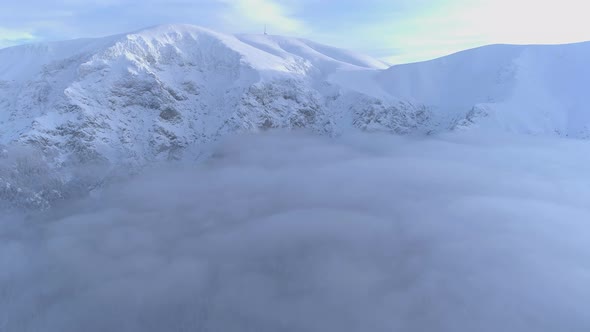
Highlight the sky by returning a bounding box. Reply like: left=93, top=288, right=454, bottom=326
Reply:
left=0, top=0, right=589, bottom=63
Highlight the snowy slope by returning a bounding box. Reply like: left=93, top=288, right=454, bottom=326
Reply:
left=0, top=24, right=425, bottom=170
left=2, top=24, right=590, bottom=176
left=378, top=42, right=590, bottom=137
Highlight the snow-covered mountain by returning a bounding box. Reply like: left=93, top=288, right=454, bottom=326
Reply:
left=378, top=42, right=590, bottom=137
left=0, top=24, right=426, bottom=170
left=1, top=23, right=590, bottom=173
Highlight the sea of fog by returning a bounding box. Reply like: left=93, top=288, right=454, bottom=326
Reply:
left=1, top=131, right=590, bottom=331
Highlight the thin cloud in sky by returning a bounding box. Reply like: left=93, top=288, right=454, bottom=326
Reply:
left=456, top=0, right=589, bottom=44
left=0, top=27, right=36, bottom=48
left=370, top=0, right=590, bottom=63
left=217, top=0, right=307, bottom=34
left=0, top=0, right=589, bottom=63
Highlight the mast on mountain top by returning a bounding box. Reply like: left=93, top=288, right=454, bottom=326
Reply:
left=264, top=24, right=268, bottom=35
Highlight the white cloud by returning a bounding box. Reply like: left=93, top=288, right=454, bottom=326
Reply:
left=0, top=27, right=36, bottom=48
left=216, top=0, right=307, bottom=34
left=431, top=0, right=590, bottom=45
left=360, top=0, right=590, bottom=63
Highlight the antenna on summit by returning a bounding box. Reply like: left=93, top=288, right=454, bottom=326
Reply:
left=264, top=24, right=268, bottom=35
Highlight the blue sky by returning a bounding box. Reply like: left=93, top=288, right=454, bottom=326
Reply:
left=1, top=0, right=589, bottom=63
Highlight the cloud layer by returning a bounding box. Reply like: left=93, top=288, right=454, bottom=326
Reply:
left=1, top=131, right=590, bottom=331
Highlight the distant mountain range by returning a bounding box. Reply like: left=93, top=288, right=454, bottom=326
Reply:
left=1, top=23, right=588, bottom=170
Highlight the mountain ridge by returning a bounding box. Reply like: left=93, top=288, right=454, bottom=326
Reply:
left=0, top=24, right=424, bottom=168
left=379, top=41, right=590, bottom=136
left=1, top=24, right=589, bottom=169
left=2, top=24, right=590, bottom=209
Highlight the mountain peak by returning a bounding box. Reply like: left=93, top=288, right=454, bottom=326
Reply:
left=126, top=23, right=224, bottom=40
left=0, top=24, right=407, bottom=172
left=2, top=24, right=590, bottom=184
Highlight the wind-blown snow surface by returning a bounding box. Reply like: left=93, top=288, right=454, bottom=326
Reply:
left=2, top=132, right=590, bottom=332
left=379, top=42, right=590, bottom=136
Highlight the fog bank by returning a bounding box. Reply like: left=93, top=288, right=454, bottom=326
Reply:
left=1, top=132, right=590, bottom=331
